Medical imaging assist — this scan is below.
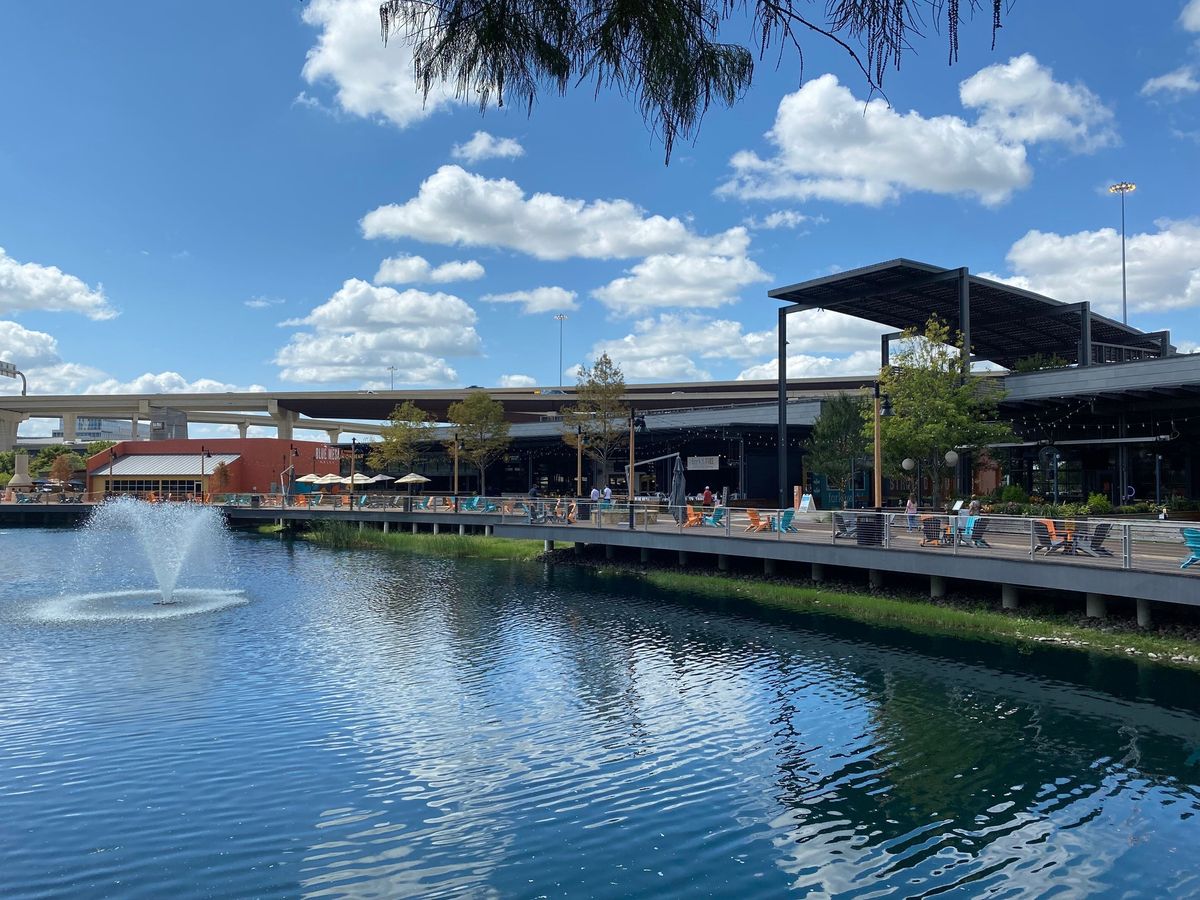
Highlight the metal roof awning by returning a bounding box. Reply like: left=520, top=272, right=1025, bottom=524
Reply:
left=769, top=259, right=1173, bottom=369
left=93, top=453, right=241, bottom=477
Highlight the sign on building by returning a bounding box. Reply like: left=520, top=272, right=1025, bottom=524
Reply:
left=315, top=445, right=340, bottom=462
left=687, top=455, right=719, bottom=471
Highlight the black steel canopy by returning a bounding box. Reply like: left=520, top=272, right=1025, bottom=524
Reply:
left=770, top=259, right=1173, bottom=369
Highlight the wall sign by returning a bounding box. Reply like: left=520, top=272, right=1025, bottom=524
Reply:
left=315, top=445, right=340, bottom=462
left=687, top=455, right=719, bottom=471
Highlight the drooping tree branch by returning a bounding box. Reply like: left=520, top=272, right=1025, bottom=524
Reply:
left=380, top=0, right=1007, bottom=161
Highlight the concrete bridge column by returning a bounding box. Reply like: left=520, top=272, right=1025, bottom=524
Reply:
left=1085, top=593, right=1107, bottom=619
left=1002, top=584, right=1019, bottom=610
left=0, top=411, right=25, bottom=452
left=238, top=421, right=250, bottom=439
left=1137, top=599, right=1153, bottom=628
left=868, top=569, right=883, bottom=589
left=267, top=400, right=297, bottom=441
left=130, top=411, right=141, bottom=440
left=930, top=575, right=946, bottom=599
left=763, top=558, right=776, bottom=576
left=326, top=429, right=341, bottom=444
left=61, top=413, right=77, bottom=442
left=811, top=563, right=825, bottom=582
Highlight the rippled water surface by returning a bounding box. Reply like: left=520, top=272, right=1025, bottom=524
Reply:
left=4, top=528, right=1200, bottom=898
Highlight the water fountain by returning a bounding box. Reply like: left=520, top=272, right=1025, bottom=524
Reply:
left=43, top=498, right=245, bottom=621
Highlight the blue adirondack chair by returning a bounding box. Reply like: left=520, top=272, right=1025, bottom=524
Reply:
left=772, top=509, right=797, bottom=532
left=703, top=507, right=726, bottom=527
left=1182, top=528, right=1200, bottom=570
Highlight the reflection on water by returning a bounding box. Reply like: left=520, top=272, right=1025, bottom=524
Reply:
left=2, top=529, right=1200, bottom=898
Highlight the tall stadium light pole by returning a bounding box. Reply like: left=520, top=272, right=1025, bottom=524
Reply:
left=554, top=314, right=568, bottom=389
left=387, top=365, right=396, bottom=390
left=1108, top=182, right=1136, bottom=325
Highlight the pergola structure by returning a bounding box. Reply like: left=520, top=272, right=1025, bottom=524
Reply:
left=768, top=259, right=1177, bottom=507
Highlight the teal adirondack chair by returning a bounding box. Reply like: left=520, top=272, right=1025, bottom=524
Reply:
left=1182, top=528, right=1200, bottom=570
left=703, top=507, right=726, bottom=527
left=772, top=509, right=797, bottom=532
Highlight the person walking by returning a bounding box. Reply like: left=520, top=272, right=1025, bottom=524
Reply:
left=905, top=495, right=917, bottom=532
left=702, top=486, right=714, bottom=506
left=589, top=486, right=600, bottom=503
left=602, top=484, right=612, bottom=501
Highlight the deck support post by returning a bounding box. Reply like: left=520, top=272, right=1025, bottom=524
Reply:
left=544, top=539, right=554, bottom=553
left=1002, top=584, right=1019, bottom=610
left=1086, top=593, right=1107, bottom=619
left=432, top=522, right=439, bottom=535
left=383, top=521, right=389, bottom=533
left=358, top=520, right=363, bottom=532
left=485, top=525, right=492, bottom=536
left=605, top=544, right=615, bottom=560
left=868, top=569, right=883, bottom=589
left=1137, top=598, right=1152, bottom=628
left=718, top=554, right=729, bottom=571
left=764, top=558, right=776, bottom=576
left=678, top=550, right=688, bottom=567
left=459, top=523, right=465, bottom=535
left=411, top=522, right=418, bottom=534
left=930, top=575, right=946, bottom=599
left=640, top=547, right=650, bottom=564
left=811, top=563, right=825, bottom=582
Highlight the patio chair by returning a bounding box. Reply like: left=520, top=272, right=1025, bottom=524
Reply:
left=1074, top=522, right=1113, bottom=557
left=703, top=507, right=726, bottom=527
left=772, top=509, right=798, bottom=533
left=968, top=516, right=991, bottom=548
left=566, top=502, right=578, bottom=524
left=1180, top=528, right=1200, bottom=570
left=833, top=513, right=857, bottom=539
left=16, top=493, right=39, bottom=505
left=684, top=505, right=703, bottom=527
left=919, top=515, right=944, bottom=547
left=744, top=509, right=770, bottom=532
left=1033, top=519, right=1064, bottom=553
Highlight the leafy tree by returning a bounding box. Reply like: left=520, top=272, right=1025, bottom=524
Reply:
left=561, top=353, right=628, bottom=486
left=1011, top=353, right=1069, bottom=373
left=85, top=440, right=118, bottom=456
left=381, top=0, right=1008, bottom=160
left=368, top=400, right=434, bottom=472
left=31, top=446, right=86, bottom=478
left=0, top=451, right=13, bottom=475
left=804, top=393, right=868, bottom=500
left=210, top=461, right=232, bottom=491
left=49, top=453, right=76, bottom=484
left=448, top=391, right=511, bottom=496
left=877, top=315, right=1010, bottom=508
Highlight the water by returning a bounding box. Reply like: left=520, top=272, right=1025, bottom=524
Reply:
left=3, top=529, right=1200, bottom=897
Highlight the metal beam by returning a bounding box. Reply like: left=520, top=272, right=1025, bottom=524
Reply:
left=777, top=306, right=788, bottom=509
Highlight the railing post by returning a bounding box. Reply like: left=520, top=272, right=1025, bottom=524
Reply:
left=883, top=513, right=890, bottom=549
left=1123, top=524, right=1132, bottom=570
left=1030, top=520, right=1036, bottom=559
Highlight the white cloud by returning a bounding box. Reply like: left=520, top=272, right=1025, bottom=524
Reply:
left=586, top=314, right=781, bottom=381
left=0, top=246, right=116, bottom=320
left=719, top=74, right=1030, bottom=206
left=743, top=210, right=817, bottom=230
left=979, top=219, right=1200, bottom=316
left=721, top=57, right=1115, bottom=207
left=736, top=349, right=879, bottom=381
left=592, top=252, right=769, bottom=315
left=274, top=278, right=480, bottom=385
left=959, top=54, right=1116, bottom=150
left=498, top=374, right=537, bottom=388
left=300, top=0, right=456, bottom=128
left=83, top=373, right=266, bottom=394
left=374, top=254, right=486, bottom=284
left=1184, top=0, right=1200, bottom=31
left=451, top=131, right=524, bottom=163
left=481, top=286, right=578, bottom=315
left=245, top=296, right=285, bottom=309
left=362, top=165, right=747, bottom=260
left=1141, top=66, right=1200, bottom=97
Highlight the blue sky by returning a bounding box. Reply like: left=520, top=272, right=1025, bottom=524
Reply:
left=1, top=0, right=1198, bottom=434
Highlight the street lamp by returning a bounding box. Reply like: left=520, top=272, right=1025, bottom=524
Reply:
left=0, top=360, right=27, bottom=395
left=349, top=437, right=358, bottom=500
left=872, top=382, right=892, bottom=510
left=387, top=365, right=397, bottom=391
left=554, top=314, right=568, bottom=389
left=1108, top=181, right=1136, bottom=325
left=199, top=445, right=212, bottom=499
left=575, top=424, right=583, bottom=497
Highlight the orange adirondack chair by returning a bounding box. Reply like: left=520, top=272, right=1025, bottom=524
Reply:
left=685, top=504, right=703, bottom=527
left=744, top=508, right=770, bottom=532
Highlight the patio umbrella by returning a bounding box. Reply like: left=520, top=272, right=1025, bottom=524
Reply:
left=341, top=473, right=373, bottom=485
left=295, top=473, right=323, bottom=483
left=314, top=473, right=344, bottom=485
left=668, top=455, right=687, bottom=523
left=369, top=474, right=396, bottom=483
left=396, top=473, right=431, bottom=485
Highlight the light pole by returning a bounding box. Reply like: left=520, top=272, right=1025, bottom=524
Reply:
left=1108, top=181, right=1136, bottom=325
left=575, top=424, right=583, bottom=497
left=199, top=445, right=211, bottom=499
left=872, top=382, right=892, bottom=510
left=349, top=437, right=357, bottom=501
left=0, top=360, right=27, bottom=395
left=452, top=431, right=459, bottom=496
left=387, top=365, right=397, bottom=390
left=554, top=314, right=567, bottom=388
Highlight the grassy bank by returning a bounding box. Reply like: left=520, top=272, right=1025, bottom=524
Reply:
left=606, top=567, right=1200, bottom=668
left=298, top=520, right=555, bottom=561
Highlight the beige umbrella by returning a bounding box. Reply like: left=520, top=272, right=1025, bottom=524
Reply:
left=396, top=473, right=431, bottom=485
left=295, top=473, right=323, bottom=483
left=341, top=473, right=374, bottom=485
left=314, top=473, right=344, bottom=485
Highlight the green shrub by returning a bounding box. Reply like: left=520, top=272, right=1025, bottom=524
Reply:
left=996, top=484, right=1029, bottom=504
left=1086, top=492, right=1112, bottom=515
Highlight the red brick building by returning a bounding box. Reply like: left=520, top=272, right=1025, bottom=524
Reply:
left=87, top=438, right=342, bottom=497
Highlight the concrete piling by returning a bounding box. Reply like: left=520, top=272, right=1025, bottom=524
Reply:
left=1137, top=598, right=1153, bottom=628
left=1002, top=584, right=1019, bottom=610
left=1085, top=593, right=1107, bottom=619
left=640, top=547, right=650, bottom=564
left=718, top=554, right=729, bottom=571
left=433, top=523, right=439, bottom=535
left=811, top=563, right=825, bottom=582
left=544, top=539, right=554, bottom=552
left=930, top=575, right=946, bottom=599
left=678, top=551, right=688, bottom=566
left=764, top=558, right=776, bottom=576
left=868, top=569, right=883, bottom=589
left=605, top=544, right=615, bottom=560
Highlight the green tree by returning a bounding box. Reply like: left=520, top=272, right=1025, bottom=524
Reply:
left=382, top=0, right=1008, bottom=160
left=85, top=440, right=118, bottom=456
left=367, top=400, right=434, bottom=472
left=0, top=451, right=13, bottom=475
left=31, top=446, right=86, bottom=478
left=448, top=391, right=511, bottom=496
left=804, top=393, right=868, bottom=500
left=561, top=353, right=628, bottom=486
left=877, top=316, right=1010, bottom=508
